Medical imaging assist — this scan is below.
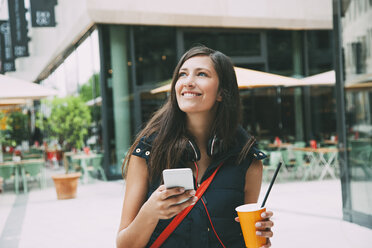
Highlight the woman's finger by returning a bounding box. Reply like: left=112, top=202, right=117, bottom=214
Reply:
left=259, top=238, right=271, bottom=248
left=234, top=217, right=240, bottom=222
left=160, top=187, right=185, bottom=200
left=157, top=185, right=166, bottom=191
left=255, top=220, right=274, bottom=230
left=168, top=191, right=196, bottom=206
left=261, top=211, right=273, bottom=219
left=256, top=230, right=273, bottom=238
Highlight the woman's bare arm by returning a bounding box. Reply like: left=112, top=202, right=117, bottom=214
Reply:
left=244, top=158, right=263, bottom=203
left=116, top=156, right=158, bottom=248
left=116, top=156, right=197, bottom=248
left=242, top=158, right=274, bottom=248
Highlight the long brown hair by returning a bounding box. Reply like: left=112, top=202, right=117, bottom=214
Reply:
left=123, top=46, right=253, bottom=182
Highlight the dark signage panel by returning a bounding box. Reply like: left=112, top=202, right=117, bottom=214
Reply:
left=0, top=21, right=15, bottom=72
left=30, top=0, right=57, bottom=27
left=7, top=0, right=29, bottom=57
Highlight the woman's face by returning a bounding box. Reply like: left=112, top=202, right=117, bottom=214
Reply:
left=175, top=55, right=222, bottom=115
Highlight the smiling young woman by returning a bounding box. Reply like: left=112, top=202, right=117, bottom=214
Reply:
left=175, top=56, right=222, bottom=116
left=117, top=46, right=274, bottom=248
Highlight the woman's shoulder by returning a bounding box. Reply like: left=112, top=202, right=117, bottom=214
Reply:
left=235, top=126, right=267, bottom=161
left=131, top=133, right=157, bottom=161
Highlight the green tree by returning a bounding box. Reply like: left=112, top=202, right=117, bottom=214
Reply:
left=0, top=112, right=13, bottom=162
left=45, top=96, right=91, bottom=150
left=0, top=112, right=8, bottom=145
left=79, top=74, right=100, bottom=103
left=8, top=111, right=29, bottom=145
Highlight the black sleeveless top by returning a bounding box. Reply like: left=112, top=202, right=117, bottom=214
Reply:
left=132, top=127, right=266, bottom=248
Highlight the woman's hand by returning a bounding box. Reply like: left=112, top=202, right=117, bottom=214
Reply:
left=234, top=210, right=274, bottom=248
left=142, top=185, right=197, bottom=221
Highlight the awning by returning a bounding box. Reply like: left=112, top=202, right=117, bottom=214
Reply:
left=0, top=98, right=31, bottom=106
left=0, top=74, right=58, bottom=100
left=150, top=67, right=304, bottom=94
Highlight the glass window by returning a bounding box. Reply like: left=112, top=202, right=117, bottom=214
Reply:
left=267, top=30, right=294, bottom=76
left=235, top=63, right=265, bottom=72
left=346, top=90, right=372, bottom=216
left=241, top=88, right=280, bottom=140
left=307, top=30, right=333, bottom=75
left=134, top=27, right=177, bottom=85
left=63, top=52, right=79, bottom=95
left=140, top=92, right=167, bottom=124
left=280, top=87, right=296, bottom=140
left=184, top=30, right=261, bottom=57
left=310, top=86, right=337, bottom=141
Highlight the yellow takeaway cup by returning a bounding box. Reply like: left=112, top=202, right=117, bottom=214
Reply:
left=235, top=203, right=266, bottom=248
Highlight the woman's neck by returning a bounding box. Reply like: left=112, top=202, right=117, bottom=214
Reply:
left=186, top=112, right=214, bottom=147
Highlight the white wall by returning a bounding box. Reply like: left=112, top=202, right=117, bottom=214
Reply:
left=87, top=0, right=332, bottom=29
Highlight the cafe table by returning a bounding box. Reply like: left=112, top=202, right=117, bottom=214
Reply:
left=322, top=140, right=338, bottom=146
left=292, top=147, right=338, bottom=180
left=267, top=143, right=293, bottom=149
left=0, top=158, right=45, bottom=193
left=71, top=153, right=100, bottom=183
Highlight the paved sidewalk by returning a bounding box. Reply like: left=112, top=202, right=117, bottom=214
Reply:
left=0, top=168, right=371, bottom=248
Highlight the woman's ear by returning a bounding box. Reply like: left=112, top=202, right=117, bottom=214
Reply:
left=216, top=90, right=222, bottom=102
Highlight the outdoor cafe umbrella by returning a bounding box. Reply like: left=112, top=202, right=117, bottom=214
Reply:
left=0, top=74, right=57, bottom=100
left=299, top=70, right=372, bottom=90
left=150, top=67, right=304, bottom=94
left=0, top=98, right=30, bottom=107
left=299, top=70, right=335, bottom=86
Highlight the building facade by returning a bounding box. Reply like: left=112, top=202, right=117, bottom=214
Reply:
left=333, top=0, right=372, bottom=228
left=6, top=0, right=335, bottom=177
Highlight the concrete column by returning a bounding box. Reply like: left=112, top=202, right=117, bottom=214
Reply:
left=294, top=88, right=304, bottom=141
left=109, top=26, right=131, bottom=172
left=292, top=31, right=303, bottom=77
left=292, top=31, right=305, bottom=141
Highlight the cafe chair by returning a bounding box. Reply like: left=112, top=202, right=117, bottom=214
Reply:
left=66, top=155, right=83, bottom=173
left=21, top=160, right=46, bottom=193
left=280, top=149, right=297, bottom=180
left=86, top=154, right=107, bottom=181
left=2, top=153, right=13, bottom=161
left=293, top=149, right=316, bottom=181
left=263, top=151, right=285, bottom=182
left=0, top=164, right=19, bottom=194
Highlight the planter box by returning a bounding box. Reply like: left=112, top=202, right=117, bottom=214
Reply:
left=51, top=172, right=81, bottom=200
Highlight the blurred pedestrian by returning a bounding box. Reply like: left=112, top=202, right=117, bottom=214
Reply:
left=117, top=46, right=274, bottom=248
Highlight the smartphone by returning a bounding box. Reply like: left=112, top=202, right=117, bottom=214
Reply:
left=163, top=168, right=194, bottom=204
left=162, top=168, right=194, bottom=190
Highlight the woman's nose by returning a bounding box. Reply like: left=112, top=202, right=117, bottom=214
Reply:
left=183, top=78, right=196, bottom=88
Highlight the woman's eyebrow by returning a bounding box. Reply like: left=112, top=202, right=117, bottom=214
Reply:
left=195, top=67, right=211, bottom=73
left=179, top=67, right=211, bottom=73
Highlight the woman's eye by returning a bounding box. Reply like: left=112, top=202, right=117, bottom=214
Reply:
left=198, top=72, right=207, bottom=77
left=178, top=72, right=187, bottom=77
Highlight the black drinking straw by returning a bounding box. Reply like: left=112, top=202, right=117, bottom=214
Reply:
left=261, top=162, right=282, bottom=208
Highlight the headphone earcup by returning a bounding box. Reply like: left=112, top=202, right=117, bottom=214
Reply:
left=184, top=139, right=201, bottom=162
left=207, top=135, right=221, bottom=157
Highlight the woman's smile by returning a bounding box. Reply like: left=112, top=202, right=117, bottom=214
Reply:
left=181, top=91, right=202, bottom=98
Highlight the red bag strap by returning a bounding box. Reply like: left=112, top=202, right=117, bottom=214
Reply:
left=150, top=162, right=223, bottom=248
